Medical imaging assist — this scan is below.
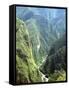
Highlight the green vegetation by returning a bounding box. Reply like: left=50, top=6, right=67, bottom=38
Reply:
left=40, top=36, right=66, bottom=81
left=48, top=70, right=66, bottom=81
left=16, top=7, right=66, bottom=84
left=16, top=18, right=47, bottom=84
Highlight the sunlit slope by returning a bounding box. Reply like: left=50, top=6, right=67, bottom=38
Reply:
left=16, top=18, right=47, bottom=84
left=16, top=7, right=66, bottom=65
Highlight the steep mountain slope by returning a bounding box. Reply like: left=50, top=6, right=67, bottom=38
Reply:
left=16, top=18, right=48, bottom=84
left=16, top=7, right=66, bottom=65
left=25, top=16, right=57, bottom=65
left=16, top=7, right=34, bottom=21
left=40, top=34, right=66, bottom=81
left=25, top=18, right=48, bottom=65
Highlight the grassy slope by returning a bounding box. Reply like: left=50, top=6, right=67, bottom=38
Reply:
left=25, top=18, right=49, bottom=65
left=16, top=18, right=46, bottom=84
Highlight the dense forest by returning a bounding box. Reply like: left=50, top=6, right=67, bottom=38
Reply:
left=16, top=7, right=66, bottom=84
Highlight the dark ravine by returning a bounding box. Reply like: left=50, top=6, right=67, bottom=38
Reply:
left=16, top=7, right=66, bottom=65
left=16, top=7, right=66, bottom=83
left=40, top=35, right=66, bottom=81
